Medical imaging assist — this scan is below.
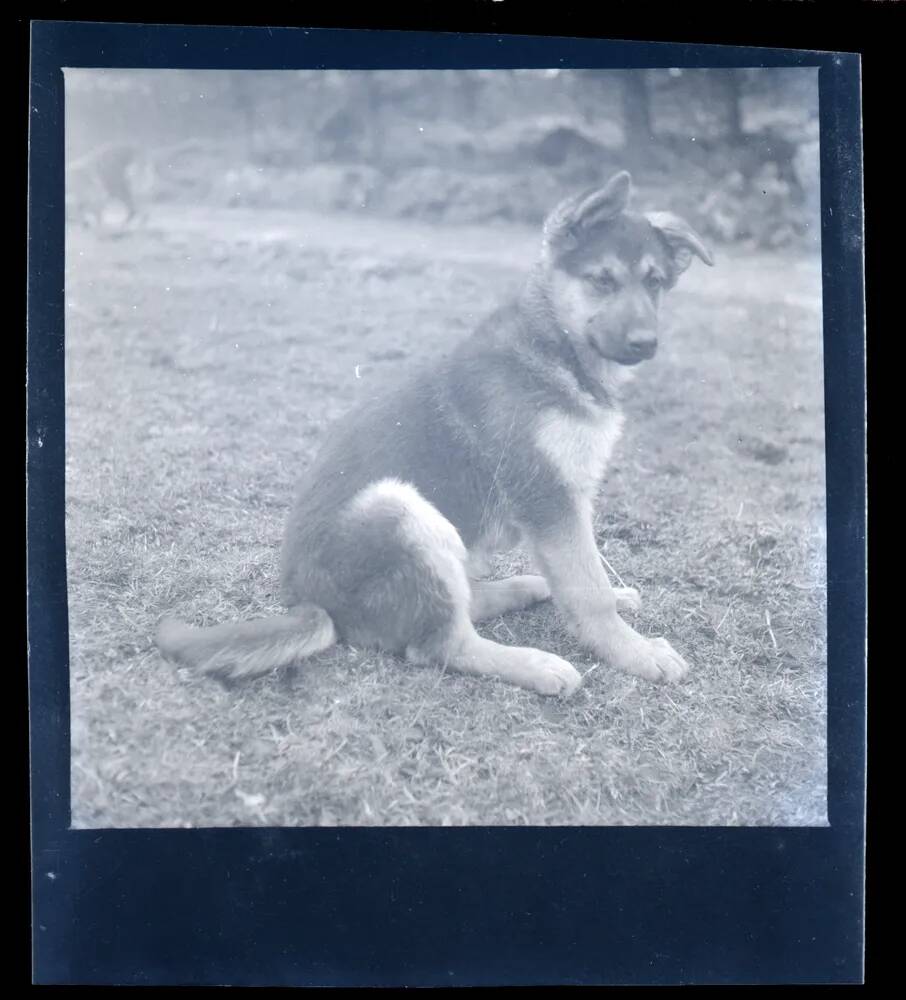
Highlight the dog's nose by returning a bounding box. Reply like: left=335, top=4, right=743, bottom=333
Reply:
left=626, top=329, right=657, bottom=357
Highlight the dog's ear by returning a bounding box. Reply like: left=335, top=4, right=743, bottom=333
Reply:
left=645, top=211, right=715, bottom=275
left=543, top=171, right=633, bottom=256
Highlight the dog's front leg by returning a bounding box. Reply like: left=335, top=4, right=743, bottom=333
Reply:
left=529, top=505, right=689, bottom=683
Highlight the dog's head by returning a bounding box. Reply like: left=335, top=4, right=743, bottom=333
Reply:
left=540, top=171, right=713, bottom=367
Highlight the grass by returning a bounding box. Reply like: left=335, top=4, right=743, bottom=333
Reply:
left=65, top=203, right=827, bottom=827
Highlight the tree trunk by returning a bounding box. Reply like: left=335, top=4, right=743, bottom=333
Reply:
left=720, top=71, right=744, bottom=141
left=362, top=72, right=385, bottom=166
left=228, top=72, right=257, bottom=160
left=621, top=71, right=653, bottom=152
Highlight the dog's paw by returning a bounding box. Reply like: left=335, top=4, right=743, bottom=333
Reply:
left=605, top=628, right=690, bottom=684
left=522, top=650, right=583, bottom=698
left=521, top=574, right=553, bottom=604
left=613, top=586, right=642, bottom=613
left=645, top=637, right=690, bottom=683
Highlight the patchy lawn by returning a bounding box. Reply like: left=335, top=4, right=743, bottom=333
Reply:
left=65, top=204, right=827, bottom=827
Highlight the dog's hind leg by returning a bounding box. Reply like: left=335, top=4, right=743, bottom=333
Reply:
left=409, top=628, right=581, bottom=698
left=612, top=587, right=642, bottom=613
left=469, top=577, right=640, bottom=621
left=469, top=576, right=551, bottom=621
left=341, top=479, right=581, bottom=697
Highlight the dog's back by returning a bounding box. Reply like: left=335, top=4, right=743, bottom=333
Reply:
left=280, top=296, right=590, bottom=602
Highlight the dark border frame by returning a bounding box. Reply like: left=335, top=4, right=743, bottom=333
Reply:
left=27, top=21, right=865, bottom=986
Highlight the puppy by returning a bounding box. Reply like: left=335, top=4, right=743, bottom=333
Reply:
left=157, top=170, right=713, bottom=697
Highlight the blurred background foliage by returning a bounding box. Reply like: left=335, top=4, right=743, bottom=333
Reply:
left=65, top=68, right=820, bottom=250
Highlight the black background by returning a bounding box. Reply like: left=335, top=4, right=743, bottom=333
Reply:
left=22, top=5, right=877, bottom=987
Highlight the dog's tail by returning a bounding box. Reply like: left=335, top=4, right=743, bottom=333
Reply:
left=155, top=603, right=337, bottom=684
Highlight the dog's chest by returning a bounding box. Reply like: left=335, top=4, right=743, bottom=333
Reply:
left=534, top=406, right=625, bottom=495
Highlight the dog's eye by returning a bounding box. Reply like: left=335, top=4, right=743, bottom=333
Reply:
left=644, top=272, right=664, bottom=292
left=588, top=272, right=618, bottom=295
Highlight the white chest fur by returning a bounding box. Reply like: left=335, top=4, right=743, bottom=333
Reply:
left=534, top=406, right=625, bottom=496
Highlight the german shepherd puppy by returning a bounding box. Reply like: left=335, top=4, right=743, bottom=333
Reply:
left=157, top=171, right=713, bottom=697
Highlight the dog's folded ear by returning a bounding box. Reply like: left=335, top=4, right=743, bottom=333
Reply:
left=645, top=211, right=715, bottom=275
left=543, top=171, right=633, bottom=256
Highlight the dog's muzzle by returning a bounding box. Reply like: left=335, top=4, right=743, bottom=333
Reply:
left=588, top=330, right=658, bottom=365
left=622, top=330, right=658, bottom=364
